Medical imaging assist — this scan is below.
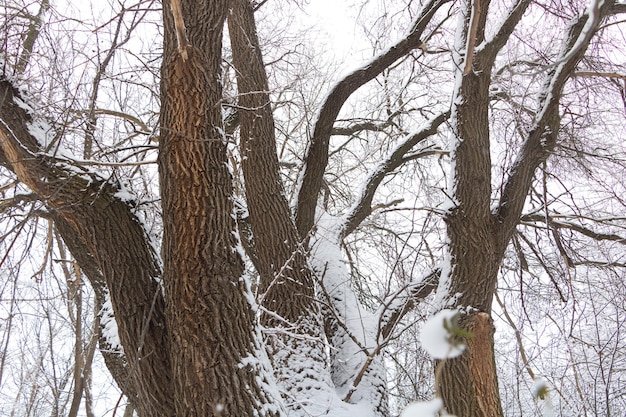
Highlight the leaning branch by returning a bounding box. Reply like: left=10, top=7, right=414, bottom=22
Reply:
left=379, top=268, right=440, bottom=340
left=0, top=76, right=172, bottom=415
left=494, top=1, right=617, bottom=248
left=295, top=0, right=451, bottom=239
left=340, top=111, right=449, bottom=238
left=520, top=213, right=626, bottom=245
left=479, top=0, right=532, bottom=64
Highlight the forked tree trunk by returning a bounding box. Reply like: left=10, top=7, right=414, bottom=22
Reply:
left=2, top=0, right=620, bottom=416
left=436, top=1, right=618, bottom=415
left=437, top=1, right=505, bottom=413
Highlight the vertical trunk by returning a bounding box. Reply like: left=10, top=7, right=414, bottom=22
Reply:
left=159, top=1, right=280, bottom=415
left=438, top=214, right=503, bottom=417
left=227, top=0, right=315, bottom=325
left=438, top=312, right=503, bottom=417
left=226, top=2, right=335, bottom=412
left=437, top=1, right=504, bottom=415
left=436, top=1, right=614, bottom=414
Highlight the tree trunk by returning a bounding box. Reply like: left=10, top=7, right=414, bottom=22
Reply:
left=436, top=1, right=503, bottom=415
left=437, top=2, right=618, bottom=415
left=438, top=312, right=503, bottom=417
left=159, top=1, right=281, bottom=415
left=226, top=2, right=336, bottom=412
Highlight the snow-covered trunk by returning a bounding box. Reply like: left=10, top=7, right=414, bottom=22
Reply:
left=313, top=220, right=388, bottom=416
left=434, top=1, right=615, bottom=415
left=227, top=1, right=337, bottom=413
left=434, top=1, right=505, bottom=415
left=0, top=77, right=174, bottom=416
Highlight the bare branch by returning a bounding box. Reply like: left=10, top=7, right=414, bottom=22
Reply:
left=494, top=1, right=618, bottom=248
left=521, top=213, right=626, bottom=245
left=295, top=0, right=452, bottom=239
left=380, top=268, right=440, bottom=340
left=15, top=0, right=50, bottom=75
left=574, top=71, right=626, bottom=80
left=0, top=76, right=172, bottom=415
left=479, top=0, right=532, bottom=64
left=341, top=111, right=449, bottom=238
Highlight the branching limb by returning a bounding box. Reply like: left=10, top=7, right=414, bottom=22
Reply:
left=379, top=268, right=440, bottom=340
left=479, top=0, right=532, bottom=64
left=494, top=1, right=618, bottom=249
left=520, top=213, right=626, bottom=245
left=340, top=111, right=449, bottom=238
left=295, top=0, right=452, bottom=239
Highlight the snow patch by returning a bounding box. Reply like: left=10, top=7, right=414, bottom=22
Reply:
left=400, top=398, right=443, bottom=417
left=100, top=291, right=123, bottom=354
left=419, top=309, right=465, bottom=359
left=533, top=378, right=555, bottom=417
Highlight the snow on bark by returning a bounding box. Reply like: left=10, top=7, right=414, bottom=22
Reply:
left=100, top=290, right=123, bottom=354
left=311, top=213, right=387, bottom=417
left=400, top=398, right=444, bottom=417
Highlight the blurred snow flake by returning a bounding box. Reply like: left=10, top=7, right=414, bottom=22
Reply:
left=400, top=398, right=442, bottom=417
left=419, top=309, right=465, bottom=359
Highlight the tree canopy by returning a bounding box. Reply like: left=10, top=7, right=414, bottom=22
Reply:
left=0, top=0, right=625, bottom=416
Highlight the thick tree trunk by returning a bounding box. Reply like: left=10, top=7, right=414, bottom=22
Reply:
left=227, top=0, right=315, bottom=326
left=437, top=2, right=618, bottom=415
left=436, top=1, right=504, bottom=415
left=159, top=1, right=280, bottom=415
left=438, top=214, right=503, bottom=417
left=438, top=312, right=503, bottom=417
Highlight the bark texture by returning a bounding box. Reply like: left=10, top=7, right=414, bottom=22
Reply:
left=3, top=1, right=622, bottom=416
left=227, top=0, right=315, bottom=324
left=227, top=1, right=335, bottom=412
left=0, top=78, right=173, bottom=416
left=437, top=2, right=617, bottom=416
left=159, top=0, right=280, bottom=415
left=439, top=312, right=503, bottom=417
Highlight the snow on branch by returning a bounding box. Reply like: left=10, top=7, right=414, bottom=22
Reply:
left=479, top=0, right=532, bottom=62
left=295, top=0, right=452, bottom=238
left=0, top=74, right=171, bottom=411
left=340, top=111, right=449, bottom=238
left=378, top=267, right=440, bottom=340
left=494, top=1, right=618, bottom=245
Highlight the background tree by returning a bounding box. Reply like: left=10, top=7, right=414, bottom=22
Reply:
left=1, top=0, right=625, bottom=416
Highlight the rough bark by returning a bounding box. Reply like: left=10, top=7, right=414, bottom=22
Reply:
left=159, top=1, right=280, bottom=415
left=438, top=2, right=618, bottom=416
left=0, top=78, right=173, bottom=416
left=438, top=312, right=503, bottom=417
left=51, top=215, right=147, bottom=415
left=435, top=1, right=527, bottom=415
left=227, top=2, right=335, bottom=412
left=227, top=0, right=315, bottom=324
